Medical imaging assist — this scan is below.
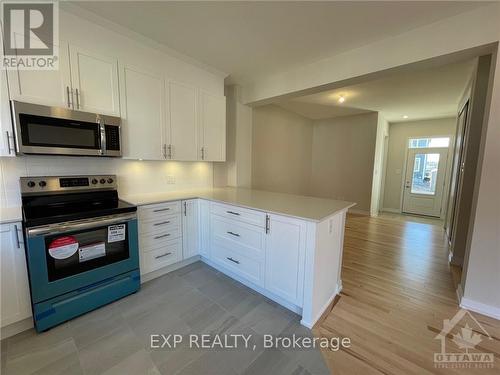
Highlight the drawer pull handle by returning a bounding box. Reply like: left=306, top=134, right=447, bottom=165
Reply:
left=154, top=221, right=170, bottom=226
left=155, top=252, right=172, bottom=259
left=226, top=211, right=240, bottom=216
left=227, top=231, right=240, bottom=237
left=153, top=208, right=170, bottom=212
left=226, top=257, right=240, bottom=264
left=154, top=233, right=170, bottom=239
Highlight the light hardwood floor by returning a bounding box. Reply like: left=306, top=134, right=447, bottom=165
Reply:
left=314, top=213, right=500, bottom=374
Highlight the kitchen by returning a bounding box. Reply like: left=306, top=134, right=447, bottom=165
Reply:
left=0, top=3, right=352, bottom=374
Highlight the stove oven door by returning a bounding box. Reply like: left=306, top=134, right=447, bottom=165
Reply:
left=25, top=212, right=139, bottom=303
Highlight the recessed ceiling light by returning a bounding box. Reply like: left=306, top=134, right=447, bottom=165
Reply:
left=403, top=115, right=409, bottom=119
left=338, top=96, right=345, bottom=104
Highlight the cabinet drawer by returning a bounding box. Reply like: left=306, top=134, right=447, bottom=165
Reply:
left=139, top=228, right=181, bottom=252
left=138, top=201, right=181, bottom=221
left=139, top=214, right=181, bottom=235
left=211, top=215, right=265, bottom=260
left=211, top=245, right=264, bottom=287
left=140, top=239, right=182, bottom=274
left=210, top=202, right=266, bottom=228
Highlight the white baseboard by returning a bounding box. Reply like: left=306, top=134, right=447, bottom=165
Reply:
left=381, top=208, right=401, bottom=213
left=300, top=280, right=342, bottom=329
left=456, top=284, right=463, bottom=304
left=348, top=208, right=370, bottom=216
left=460, top=296, right=500, bottom=320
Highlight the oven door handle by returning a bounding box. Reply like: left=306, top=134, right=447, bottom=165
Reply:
left=26, top=212, right=137, bottom=237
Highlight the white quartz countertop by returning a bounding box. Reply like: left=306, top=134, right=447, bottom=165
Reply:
left=0, top=206, right=23, bottom=224
left=121, top=187, right=355, bottom=222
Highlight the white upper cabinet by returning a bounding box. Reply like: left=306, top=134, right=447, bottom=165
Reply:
left=69, top=46, right=120, bottom=116
left=198, top=91, right=226, bottom=161
left=1, top=223, right=32, bottom=328
left=120, top=65, right=165, bottom=160
left=8, top=37, right=72, bottom=108
left=265, top=214, right=306, bottom=306
left=168, top=81, right=198, bottom=161
left=182, top=199, right=200, bottom=259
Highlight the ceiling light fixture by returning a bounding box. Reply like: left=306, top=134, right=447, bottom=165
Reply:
left=403, top=115, right=409, bottom=119
left=338, top=96, right=345, bottom=104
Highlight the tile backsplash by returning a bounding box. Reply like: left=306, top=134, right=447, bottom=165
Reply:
left=0, top=156, right=214, bottom=207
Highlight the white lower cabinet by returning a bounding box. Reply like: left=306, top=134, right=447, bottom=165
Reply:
left=264, top=214, right=306, bottom=306
left=138, top=199, right=306, bottom=309
left=182, top=199, right=199, bottom=259
left=0, top=223, right=32, bottom=328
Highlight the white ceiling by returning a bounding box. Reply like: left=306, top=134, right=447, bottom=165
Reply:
left=275, top=59, right=475, bottom=122
left=71, top=1, right=488, bottom=84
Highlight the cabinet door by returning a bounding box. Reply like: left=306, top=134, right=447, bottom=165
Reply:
left=182, top=199, right=200, bottom=259
left=0, top=68, right=14, bottom=156
left=8, top=37, right=72, bottom=108
left=120, top=65, right=165, bottom=160
left=168, top=81, right=198, bottom=160
left=0, top=223, right=32, bottom=327
left=70, top=45, right=120, bottom=115
left=199, top=199, right=210, bottom=258
left=265, top=214, right=306, bottom=306
left=199, top=91, right=226, bottom=161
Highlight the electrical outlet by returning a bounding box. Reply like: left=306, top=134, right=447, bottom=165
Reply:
left=166, top=175, right=176, bottom=184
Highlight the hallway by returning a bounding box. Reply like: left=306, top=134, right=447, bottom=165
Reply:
left=315, top=213, right=500, bottom=374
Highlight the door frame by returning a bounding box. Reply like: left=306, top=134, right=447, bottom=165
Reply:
left=399, top=134, right=454, bottom=219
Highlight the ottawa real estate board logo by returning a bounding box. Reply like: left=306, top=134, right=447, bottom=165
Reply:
left=1, top=1, right=59, bottom=70
left=434, top=309, right=494, bottom=369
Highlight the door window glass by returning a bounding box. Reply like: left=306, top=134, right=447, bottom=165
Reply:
left=411, top=153, right=440, bottom=195
left=409, top=137, right=450, bottom=148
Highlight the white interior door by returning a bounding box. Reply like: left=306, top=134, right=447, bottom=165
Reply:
left=402, top=148, right=449, bottom=217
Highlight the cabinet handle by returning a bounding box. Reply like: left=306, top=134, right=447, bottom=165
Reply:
left=162, top=144, right=167, bottom=159
left=14, top=224, right=22, bottom=248
left=155, top=252, right=172, bottom=259
left=265, top=214, right=270, bottom=234
left=75, top=88, right=80, bottom=109
left=153, top=208, right=170, bottom=212
left=154, top=233, right=170, bottom=240
left=154, top=220, right=170, bottom=226
left=5, top=131, right=15, bottom=154
left=226, top=211, right=240, bottom=216
left=66, top=86, right=73, bottom=108
left=183, top=201, right=187, bottom=216
left=226, top=257, right=240, bottom=265
left=168, top=144, right=173, bottom=159
left=227, top=231, right=240, bottom=237
left=201, top=147, right=205, bottom=160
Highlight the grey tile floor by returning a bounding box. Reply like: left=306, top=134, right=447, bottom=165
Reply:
left=1, top=262, right=330, bottom=375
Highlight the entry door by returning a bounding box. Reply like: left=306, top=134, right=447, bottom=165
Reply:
left=402, top=148, right=449, bottom=217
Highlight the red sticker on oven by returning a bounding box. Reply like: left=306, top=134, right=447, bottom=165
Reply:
left=48, top=236, right=79, bottom=259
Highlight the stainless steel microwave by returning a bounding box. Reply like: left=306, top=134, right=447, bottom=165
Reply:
left=11, top=101, right=122, bottom=157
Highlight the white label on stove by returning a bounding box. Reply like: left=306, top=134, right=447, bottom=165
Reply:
left=108, top=224, right=126, bottom=243
left=48, top=236, right=79, bottom=259
left=79, top=242, right=106, bottom=262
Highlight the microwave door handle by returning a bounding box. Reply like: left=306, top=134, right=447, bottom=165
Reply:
left=99, top=118, right=106, bottom=156
left=27, top=212, right=136, bottom=237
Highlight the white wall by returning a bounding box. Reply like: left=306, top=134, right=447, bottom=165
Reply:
left=382, top=118, right=457, bottom=212
left=252, top=105, right=313, bottom=195
left=0, top=157, right=213, bottom=208
left=310, top=113, right=378, bottom=212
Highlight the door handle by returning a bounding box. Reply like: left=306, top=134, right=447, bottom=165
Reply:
left=75, top=88, right=80, bottom=109
left=66, top=86, right=73, bottom=108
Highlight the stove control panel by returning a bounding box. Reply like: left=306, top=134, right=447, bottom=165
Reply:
left=21, top=175, right=117, bottom=195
